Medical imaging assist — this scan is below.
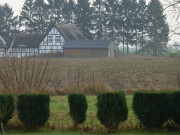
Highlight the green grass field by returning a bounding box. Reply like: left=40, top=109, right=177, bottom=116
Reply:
left=47, top=95, right=137, bottom=131
left=7, top=95, right=180, bottom=134
left=5, top=131, right=180, bottom=135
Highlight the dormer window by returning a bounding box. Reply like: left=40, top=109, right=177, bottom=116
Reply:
left=48, top=36, right=53, bottom=43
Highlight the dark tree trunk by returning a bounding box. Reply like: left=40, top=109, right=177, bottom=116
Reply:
left=136, top=30, right=138, bottom=53
left=123, top=35, right=124, bottom=55
left=141, top=31, right=144, bottom=55
left=153, top=46, right=157, bottom=56
left=148, top=46, right=150, bottom=54
left=127, top=38, right=129, bottom=55
left=1, top=122, right=4, bottom=135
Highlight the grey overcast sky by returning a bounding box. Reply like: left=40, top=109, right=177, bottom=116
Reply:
left=0, top=0, right=25, bottom=15
left=0, top=0, right=179, bottom=44
left=0, top=0, right=49, bottom=15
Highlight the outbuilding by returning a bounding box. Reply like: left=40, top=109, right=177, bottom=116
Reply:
left=63, top=40, right=115, bottom=57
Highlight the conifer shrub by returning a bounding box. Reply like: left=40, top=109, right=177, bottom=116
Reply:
left=17, top=93, right=50, bottom=130
left=171, top=91, right=180, bottom=125
left=97, top=91, right=128, bottom=132
left=0, top=94, right=15, bottom=125
left=132, top=91, right=170, bottom=128
left=68, top=94, right=87, bottom=129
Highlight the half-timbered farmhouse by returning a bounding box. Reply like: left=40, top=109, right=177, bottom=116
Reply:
left=7, top=24, right=85, bottom=57
left=39, top=24, right=85, bottom=54
left=63, top=40, right=115, bottom=57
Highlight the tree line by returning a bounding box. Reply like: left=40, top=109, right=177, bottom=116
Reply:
left=0, top=0, right=169, bottom=56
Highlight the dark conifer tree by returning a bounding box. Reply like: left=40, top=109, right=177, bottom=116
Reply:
left=92, top=0, right=105, bottom=39
left=0, top=5, right=5, bottom=37
left=136, top=0, right=148, bottom=54
left=19, top=0, right=35, bottom=33
left=120, top=0, right=135, bottom=54
left=103, top=0, right=120, bottom=44
left=47, top=0, right=66, bottom=24
left=0, top=3, right=18, bottom=40
left=147, top=0, right=169, bottom=56
left=63, top=0, right=76, bottom=23
left=75, top=0, right=93, bottom=39
left=33, top=0, right=48, bottom=33
left=130, top=0, right=139, bottom=52
left=116, top=1, right=125, bottom=54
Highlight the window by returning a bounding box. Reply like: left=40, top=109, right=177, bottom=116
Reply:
left=56, top=36, right=61, bottom=43
left=48, top=36, right=53, bottom=43
left=13, top=48, right=17, bottom=52
left=22, top=48, right=26, bottom=52
left=31, top=48, right=34, bottom=52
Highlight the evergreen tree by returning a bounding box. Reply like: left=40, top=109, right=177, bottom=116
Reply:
left=120, top=0, right=136, bottom=54
left=19, top=0, right=35, bottom=33
left=75, top=0, right=93, bottom=39
left=136, top=0, right=148, bottom=54
left=0, top=5, right=5, bottom=37
left=33, top=0, right=48, bottom=33
left=0, top=3, right=18, bottom=40
left=103, top=0, right=119, bottom=44
left=130, top=0, right=139, bottom=52
left=63, top=0, right=76, bottom=23
left=92, top=0, right=105, bottom=39
left=147, top=0, right=169, bottom=56
left=116, top=1, right=125, bottom=54
left=47, top=0, right=66, bottom=24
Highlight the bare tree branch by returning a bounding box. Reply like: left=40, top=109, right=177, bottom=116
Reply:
left=164, top=2, right=180, bottom=10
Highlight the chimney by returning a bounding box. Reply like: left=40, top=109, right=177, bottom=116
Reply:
left=20, top=31, right=23, bottom=36
left=10, top=31, right=23, bottom=37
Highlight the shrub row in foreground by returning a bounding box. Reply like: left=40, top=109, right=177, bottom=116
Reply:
left=0, top=92, right=128, bottom=132
left=4, top=90, right=180, bottom=131
left=132, top=91, right=180, bottom=129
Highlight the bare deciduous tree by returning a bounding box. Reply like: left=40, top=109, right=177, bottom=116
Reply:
left=0, top=54, right=53, bottom=98
left=164, top=0, right=180, bottom=35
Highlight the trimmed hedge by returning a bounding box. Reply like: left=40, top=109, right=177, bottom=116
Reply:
left=17, top=93, right=50, bottom=130
left=97, top=91, right=128, bottom=131
left=0, top=94, right=14, bottom=125
left=132, top=91, right=170, bottom=128
left=171, top=91, right=180, bottom=125
left=68, top=94, right=87, bottom=129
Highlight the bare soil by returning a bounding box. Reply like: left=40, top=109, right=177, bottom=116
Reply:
left=47, top=56, right=180, bottom=93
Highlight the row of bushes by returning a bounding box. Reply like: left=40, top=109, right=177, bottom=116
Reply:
left=69, top=92, right=128, bottom=132
left=0, top=92, right=128, bottom=132
left=69, top=91, right=180, bottom=131
left=1, top=91, right=180, bottom=132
